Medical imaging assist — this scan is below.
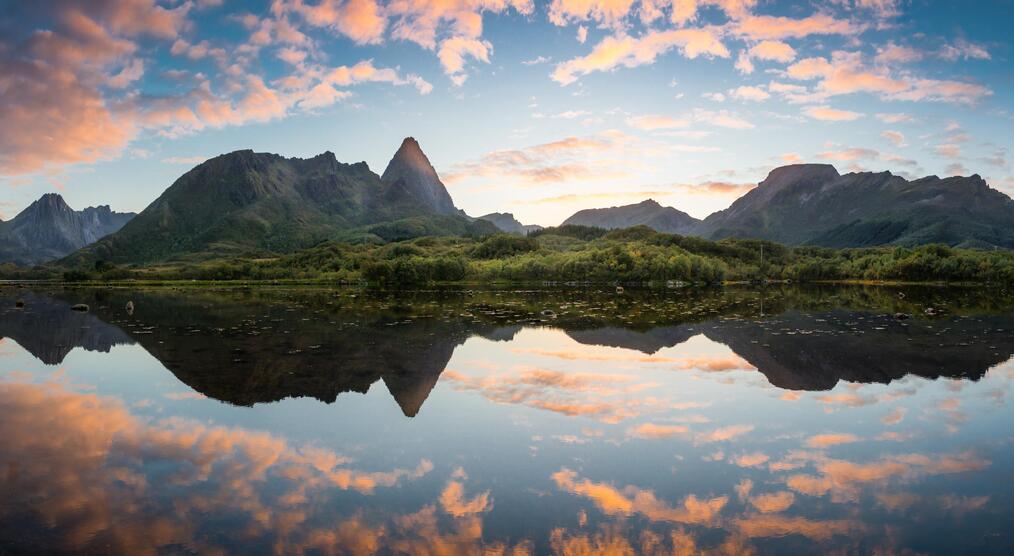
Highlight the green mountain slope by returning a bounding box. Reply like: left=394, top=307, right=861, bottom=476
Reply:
left=63, top=139, right=493, bottom=265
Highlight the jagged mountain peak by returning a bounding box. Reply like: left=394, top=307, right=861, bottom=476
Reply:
left=381, top=137, right=458, bottom=215
left=26, top=193, right=73, bottom=216
left=0, top=194, right=135, bottom=266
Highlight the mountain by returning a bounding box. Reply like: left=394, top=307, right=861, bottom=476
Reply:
left=694, top=164, right=1014, bottom=248
left=561, top=199, right=700, bottom=234
left=0, top=194, right=134, bottom=265
left=478, top=212, right=543, bottom=235
left=381, top=137, right=459, bottom=215
left=63, top=139, right=494, bottom=265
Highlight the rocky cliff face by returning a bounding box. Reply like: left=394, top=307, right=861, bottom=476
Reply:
left=0, top=194, right=135, bottom=265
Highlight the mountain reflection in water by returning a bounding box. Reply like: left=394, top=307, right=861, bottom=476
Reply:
left=0, top=285, right=1012, bottom=555
left=3, top=287, right=1012, bottom=411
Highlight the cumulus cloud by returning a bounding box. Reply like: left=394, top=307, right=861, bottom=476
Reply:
left=552, top=28, right=729, bottom=85
left=0, top=2, right=435, bottom=176
left=748, top=40, right=797, bottom=62
left=804, top=105, right=863, bottom=121
left=787, top=51, right=992, bottom=105
left=729, top=85, right=769, bottom=101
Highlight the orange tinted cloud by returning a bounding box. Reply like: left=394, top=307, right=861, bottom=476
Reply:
left=805, top=433, right=861, bottom=448
left=440, top=479, right=493, bottom=517
left=628, top=422, right=690, bottom=439
left=0, top=378, right=438, bottom=554
left=440, top=366, right=664, bottom=423
left=695, top=424, right=753, bottom=443
left=734, top=514, right=862, bottom=541
left=552, top=29, right=729, bottom=85
left=552, top=468, right=727, bottom=525
left=748, top=491, right=795, bottom=513
left=732, top=452, right=770, bottom=467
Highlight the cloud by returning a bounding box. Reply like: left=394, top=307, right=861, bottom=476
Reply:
left=440, top=364, right=658, bottom=423
left=0, top=1, right=189, bottom=174
left=804, top=106, right=863, bottom=121
left=748, top=40, right=796, bottom=62
left=729, top=85, right=769, bottom=101
left=0, top=377, right=443, bottom=554
left=0, top=2, right=434, bottom=176
left=692, top=108, right=754, bottom=128
left=628, top=422, right=690, bottom=439
left=439, top=477, right=493, bottom=517
left=695, top=424, right=753, bottom=443
left=934, top=144, right=962, bottom=159
left=938, top=38, right=990, bottom=61
left=547, top=0, right=639, bottom=28
left=876, top=113, right=912, bottom=123
left=552, top=468, right=728, bottom=525
left=880, top=130, right=906, bottom=147
left=442, top=130, right=661, bottom=190
left=552, top=28, right=729, bottom=85
left=749, top=491, right=795, bottom=513
left=278, top=0, right=534, bottom=83
left=438, top=36, right=492, bottom=86
left=734, top=514, right=862, bottom=541
left=285, top=0, right=387, bottom=45
left=732, top=14, right=862, bottom=40
left=806, top=433, right=861, bottom=448
left=626, top=114, right=691, bottom=130
left=732, top=452, right=770, bottom=467
left=817, top=147, right=878, bottom=161
left=881, top=407, right=906, bottom=425
left=787, top=51, right=992, bottom=105
left=672, top=181, right=756, bottom=195
left=874, top=42, right=923, bottom=65
left=782, top=450, right=989, bottom=503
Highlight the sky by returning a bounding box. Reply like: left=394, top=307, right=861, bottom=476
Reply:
left=0, top=0, right=1011, bottom=226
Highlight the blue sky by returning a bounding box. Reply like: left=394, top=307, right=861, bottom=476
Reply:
left=0, top=0, right=1011, bottom=225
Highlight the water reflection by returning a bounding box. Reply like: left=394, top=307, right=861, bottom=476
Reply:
left=3, top=287, right=1012, bottom=412
left=0, top=286, right=1012, bottom=554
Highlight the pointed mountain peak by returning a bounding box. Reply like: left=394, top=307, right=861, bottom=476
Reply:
left=638, top=198, right=662, bottom=207
left=25, top=193, right=73, bottom=216
left=381, top=137, right=458, bottom=215
left=384, top=137, right=437, bottom=179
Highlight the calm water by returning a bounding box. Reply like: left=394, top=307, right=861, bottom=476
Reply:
left=1, top=285, right=1012, bottom=555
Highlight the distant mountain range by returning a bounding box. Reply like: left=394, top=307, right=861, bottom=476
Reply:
left=560, top=165, right=1014, bottom=249
left=0, top=194, right=134, bottom=265
left=3, top=147, right=1013, bottom=267
left=561, top=198, right=700, bottom=235
left=478, top=212, right=543, bottom=235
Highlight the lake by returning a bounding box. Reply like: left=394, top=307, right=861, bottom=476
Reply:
left=1, top=285, right=1012, bottom=555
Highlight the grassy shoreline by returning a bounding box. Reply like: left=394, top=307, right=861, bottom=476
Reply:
left=5, top=226, right=1014, bottom=287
